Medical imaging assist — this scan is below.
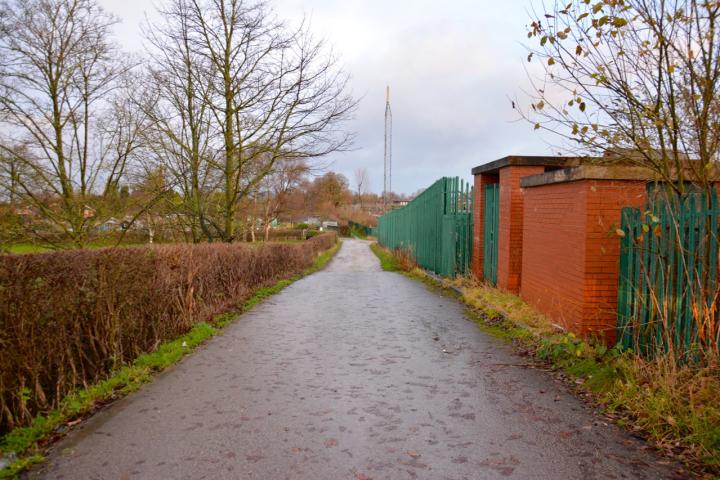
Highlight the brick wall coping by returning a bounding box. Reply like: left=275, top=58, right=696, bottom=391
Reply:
left=521, top=163, right=720, bottom=188
left=520, top=165, right=653, bottom=188
left=471, top=155, right=588, bottom=176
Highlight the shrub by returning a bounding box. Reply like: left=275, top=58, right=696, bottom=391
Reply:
left=0, top=233, right=336, bottom=434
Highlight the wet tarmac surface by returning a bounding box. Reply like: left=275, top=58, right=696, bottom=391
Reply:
left=31, top=240, right=682, bottom=479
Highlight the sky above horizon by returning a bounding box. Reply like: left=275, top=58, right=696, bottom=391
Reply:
left=99, top=0, right=555, bottom=195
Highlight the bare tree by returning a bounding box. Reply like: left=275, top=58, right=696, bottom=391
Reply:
left=0, top=0, right=134, bottom=247
left=182, top=0, right=356, bottom=241
left=354, top=167, right=370, bottom=209
left=521, top=0, right=720, bottom=190
left=0, top=146, right=26, bottom=205
left=143, top=0, right=220, bottom=242
left=253, top=157, right=308, bottom=240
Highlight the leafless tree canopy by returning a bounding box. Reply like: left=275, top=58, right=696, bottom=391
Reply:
left=0, top=0, right=356, bottom=246
left=144, top=0, right=356, bottom=242
left=0, top=0, right=145, bottom=246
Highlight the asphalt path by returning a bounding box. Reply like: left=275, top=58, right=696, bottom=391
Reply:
left=31, top=239, right=681, bottom=479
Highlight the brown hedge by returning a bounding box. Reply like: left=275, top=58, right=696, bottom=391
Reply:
left=0, top=232, right=336, bottom=434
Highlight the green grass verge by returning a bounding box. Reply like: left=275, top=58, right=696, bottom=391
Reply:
left=1, top=241, right=148, bottom=254
left=374, top=246, right=719, bottom=477
left=0, top=240, right=341, bottom=479
left=2, top=237, right=313, bottom=255
left=2, top=244, right=52, bottom=254
left=369, top=242, right=401, bottom=271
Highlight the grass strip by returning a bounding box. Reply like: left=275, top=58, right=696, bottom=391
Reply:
left=369, top=242, right=719, bottom=477
left=369, top=242, right=402, bottom=271
left=0, top=240, right=340, bottom=479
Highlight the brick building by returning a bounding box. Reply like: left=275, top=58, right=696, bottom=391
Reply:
left=472, top=156, right=657, bottom=341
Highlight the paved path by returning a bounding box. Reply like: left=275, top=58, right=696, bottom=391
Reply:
left=32, top=240, right=680, bottom=479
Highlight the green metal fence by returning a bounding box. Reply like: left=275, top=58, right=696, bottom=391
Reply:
left=617, top=186, right=719, bottom=360
left=348, top=220, right=374, bottom=237
left=377, top=177, right=473, bottom=277
left=483, top=184, right=499, bottom=286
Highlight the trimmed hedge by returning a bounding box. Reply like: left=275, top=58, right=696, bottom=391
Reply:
left=0, top=233, right=336, bottom=434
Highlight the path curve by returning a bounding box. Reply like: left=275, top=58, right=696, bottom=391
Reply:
left=31, top=239, right=681, bottom=479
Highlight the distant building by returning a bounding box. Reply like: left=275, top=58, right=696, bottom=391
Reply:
left=97, top=217, right=121, bottom=232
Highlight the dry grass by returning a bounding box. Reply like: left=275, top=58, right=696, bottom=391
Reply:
left=452, top=276, right=557, bottom=335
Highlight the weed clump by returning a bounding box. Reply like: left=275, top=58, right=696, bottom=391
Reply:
left=370, top=243, right=416, bottom=272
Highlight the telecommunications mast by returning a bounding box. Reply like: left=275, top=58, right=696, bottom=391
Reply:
left=383, top=86, right=393, bottom=211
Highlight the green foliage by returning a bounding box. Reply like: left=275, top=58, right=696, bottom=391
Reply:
left=2, top=244, right=52, bottom=254
left=134, top=323, right=216, bottom=370
left=465, top=309, right=530, bottom=341
left=348, top=221, right=372, bottom=239
left=349, top=226, right=365, bottom=239
left=0, top=455, right=44, bottom=479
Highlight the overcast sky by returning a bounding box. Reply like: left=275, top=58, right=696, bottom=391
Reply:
left=98, top=0, right=554, bottom=195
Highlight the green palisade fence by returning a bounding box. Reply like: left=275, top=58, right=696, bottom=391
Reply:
left=483, top=183, right=499, bottom=286
left=377, top=177, right=473, bottom=277
left=617, top=186, right=719, bottom=360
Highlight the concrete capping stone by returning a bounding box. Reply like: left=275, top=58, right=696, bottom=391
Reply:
left=520, top=165, right=655, bottom=188
left=471, top=156, right=590, bottom=176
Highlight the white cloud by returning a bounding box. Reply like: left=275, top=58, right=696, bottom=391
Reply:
left=98, top=0, right=556, bottom=194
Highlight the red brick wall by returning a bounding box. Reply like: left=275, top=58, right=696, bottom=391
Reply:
left=521, top=181, right=588, bottom=330
left=496, top=166, right=545, bottom=292
left=472, top=173, right=499, bottom=280
left=582, top=181, right=646, bottom=341
left=521, top=180, right=646, bottom=340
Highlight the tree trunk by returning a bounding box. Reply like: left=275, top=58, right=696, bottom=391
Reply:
left=264, top=223, right=271, bottom=242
